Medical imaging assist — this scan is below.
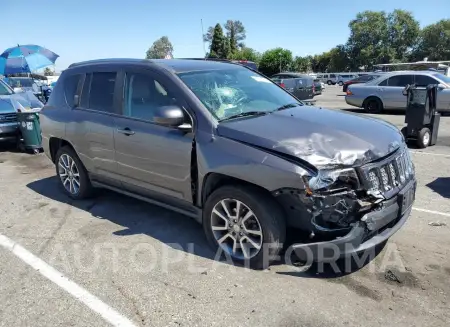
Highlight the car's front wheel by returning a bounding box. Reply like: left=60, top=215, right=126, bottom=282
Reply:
left=203, top=185, right=286, bottom=269
left=338, top=81, right=344, bottom=86
left=55, top=146, right=93, bottom=199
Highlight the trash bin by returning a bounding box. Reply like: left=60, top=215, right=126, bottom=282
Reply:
left=17, top=110, right=42, bottom=153
left=401, top=84, right=440, bottom=148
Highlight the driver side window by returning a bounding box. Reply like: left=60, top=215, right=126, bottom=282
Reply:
left=123, top=73, right=176, bottom=122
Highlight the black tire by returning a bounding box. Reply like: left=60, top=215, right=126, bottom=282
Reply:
left=417, top=128, right=431, bottom=148
left=203, top=185, right=286, bottom=269
left=327, top=80, right=332, bottom=85
left=55, top=146, right=94, bottom=199
left=401, top=127, right=407, bottom=138
left=364, top=97, right=383, bottom=114
left=338, top=81, right=344, bottom=86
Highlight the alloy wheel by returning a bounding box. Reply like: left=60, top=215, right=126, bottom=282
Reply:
left=210, top=198, right=263, bottom=260
left=58, top=154, right=80, bottom=195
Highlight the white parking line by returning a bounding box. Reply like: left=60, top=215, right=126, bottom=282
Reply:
left=413, top=207, right=450, bottom=218
left=0, top=233, right=137, bottom=327
left=410, top=151, right=450, bottom=158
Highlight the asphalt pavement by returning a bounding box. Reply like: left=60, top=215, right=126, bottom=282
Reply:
left=0, top=86, right=449, bottom=327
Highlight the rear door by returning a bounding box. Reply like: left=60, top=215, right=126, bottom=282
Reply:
left=415, top=74, right=450, bottom=111
left=379, top=74, right=414, bottom=109
left=68, top=70, right=121, bottom=185
left=112, top=67, right=194, bottom=203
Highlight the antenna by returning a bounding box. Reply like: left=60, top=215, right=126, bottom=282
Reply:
left=201, top=19, right=207, bottom=57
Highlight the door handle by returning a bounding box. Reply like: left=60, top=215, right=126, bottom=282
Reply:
left=117, top=127, right=135, bottom=136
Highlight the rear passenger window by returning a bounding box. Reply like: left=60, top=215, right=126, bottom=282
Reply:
left=415, top=75, right=438, bottom=86
left=387, top=75, right=414, bottom=87
left=64, top=74, right=80, bottom=107
left=80, top=72, right=116, bottom=112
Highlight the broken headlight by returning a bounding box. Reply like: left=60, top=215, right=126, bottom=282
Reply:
left=304, top=168, right=360, bottom=192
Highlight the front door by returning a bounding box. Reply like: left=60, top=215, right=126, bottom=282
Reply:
left=113, top=69, right=194, bottom=203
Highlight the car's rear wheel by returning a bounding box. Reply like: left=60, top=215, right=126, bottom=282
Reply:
left=327, top=80, right=332, bottom=85
left=203, top=185, right=285, bottom=269
left=338, top=81, right=344, bottom=86
left=364, top=97, right=383, bottom=114
left=55, top=146, right=93, bottom=199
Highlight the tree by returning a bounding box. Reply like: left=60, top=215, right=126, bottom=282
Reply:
left=209, top=23, right=228, bottom=58
left=146, top=36, right=174, bottom=59
left=327, top=45, right=351, bottom=72
left=387, top=10, right=420, bottom=61
left=224, top=20, right=246, bottom=54
left=293, top=56, right=311, bottom=72
left=229, top=47, right=261, bottom=63
left=410, top=19, right=450, bottom=61
left=43, top=67, right=53, bottom=76
left=258, top=48, right=293, bottom=76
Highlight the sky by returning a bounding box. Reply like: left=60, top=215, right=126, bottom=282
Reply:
left=2, top=0, right=450, bottom=72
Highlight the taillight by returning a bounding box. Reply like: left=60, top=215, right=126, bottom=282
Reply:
left=312, top=84, right=315, bottom=93
left=280, top=82, right=286, bottom=88
left=346, top=90, right=353, bottom=96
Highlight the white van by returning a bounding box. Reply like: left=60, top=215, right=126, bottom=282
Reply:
left=316, top=73, right=338, bottom=85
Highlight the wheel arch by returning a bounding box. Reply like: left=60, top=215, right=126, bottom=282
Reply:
left=49, top=137, right=76, bottom=163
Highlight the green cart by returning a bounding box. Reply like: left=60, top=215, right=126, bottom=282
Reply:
left=17, top=109, right=42, bottom=153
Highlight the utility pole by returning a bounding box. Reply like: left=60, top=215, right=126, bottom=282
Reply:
left=201, top=19, right=207, bottom=57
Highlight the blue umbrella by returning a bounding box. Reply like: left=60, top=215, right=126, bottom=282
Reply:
left=0, top=44, right=59, bottom=75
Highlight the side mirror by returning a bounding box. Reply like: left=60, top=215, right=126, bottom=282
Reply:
left=153, top=105, right=186, bottom=127
left=437, top=83, right=446, bottom=90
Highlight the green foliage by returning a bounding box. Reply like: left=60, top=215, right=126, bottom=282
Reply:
left=205, top=20, right=247, bottom=59
left=410, top=19, right=450, bottom=61
left=146, top=36, right=174, bottom=59
left=209, top=24, right=228, bottom=58
left=258, top=48, right=293, bottom=76
left=43, top=67, right=53, bottom=76
left=345, top=10, right=419, bottom=69
left=229, top=47, right=261, bottom=63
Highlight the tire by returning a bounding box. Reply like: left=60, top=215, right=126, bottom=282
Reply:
left=401, top=127, right=407, bottom=138
left=417, top=128, right=431, bottom=148
left=338, top=81, right=343, bottom=86
left=203, top=185, right=286, bottom=269
left=327, top=80, right=332, bottom=85
left=55, top=146, right=94, bottom=199
left=364, top=97, right=383, bottom=114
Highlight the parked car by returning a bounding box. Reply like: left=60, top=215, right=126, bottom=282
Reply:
left=6, top=77, right=40, bottom=94
left=0, top=79, right=43, bottom=143
left=342, top=74, right=381, bottom=92
left=336, top=74, right=359, bottom=86
left=271, top=73, right=315, bottom=100
left=40, top=58, right=416, bottom=268
left=346, top=71, right=450, bottom=113
left=316, top=73, right=338, bottom=85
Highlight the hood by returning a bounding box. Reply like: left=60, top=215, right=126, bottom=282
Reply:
left=217, top=106, right=403, bottom=169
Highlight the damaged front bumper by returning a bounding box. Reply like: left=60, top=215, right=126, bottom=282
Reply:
left=289, top=179, right=416, bottom=262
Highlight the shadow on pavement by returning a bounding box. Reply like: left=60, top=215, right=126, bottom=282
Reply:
left=426, top=177, right=450, bottom=199
left=27, top=176, right=381, bottom=275
left=340, top=108, right=406, bottom=115
left=27, top=176, right=216, bottom=260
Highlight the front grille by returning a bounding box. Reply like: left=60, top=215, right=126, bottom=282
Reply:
left=360, top=147, right=414, bottom=197
left=0, top=113, right=18, bottom=123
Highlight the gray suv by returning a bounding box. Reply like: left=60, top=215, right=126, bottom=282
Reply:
left=40, top=59, right=416, bottom=268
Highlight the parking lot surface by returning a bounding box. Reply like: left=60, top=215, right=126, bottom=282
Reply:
left=1, top=86, right=449, bottom=327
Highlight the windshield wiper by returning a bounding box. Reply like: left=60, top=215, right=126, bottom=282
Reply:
left=272, top=102, right=303, bottom=112
left=219, top=111, right=268, bottom=122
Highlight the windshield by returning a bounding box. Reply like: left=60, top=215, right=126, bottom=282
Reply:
left=8, top=78, right=34, bottom=88
left=433, top=73, right=450, bottom=85
left=177, top=68, right=300, bottom=120
left=0, top=80, right=14, bottom=95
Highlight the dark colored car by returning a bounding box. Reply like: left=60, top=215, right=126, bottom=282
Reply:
left=40, top=59, right=416, bottom=268
left=271, top=73, right=315, bottom=100
left=342, top=74, right=380, bottom=92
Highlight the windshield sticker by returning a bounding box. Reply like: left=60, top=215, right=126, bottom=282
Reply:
left=251, top=76, right=271, bottom=83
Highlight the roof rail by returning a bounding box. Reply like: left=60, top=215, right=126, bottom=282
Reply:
left=68, top=58, right=152, bottom=69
